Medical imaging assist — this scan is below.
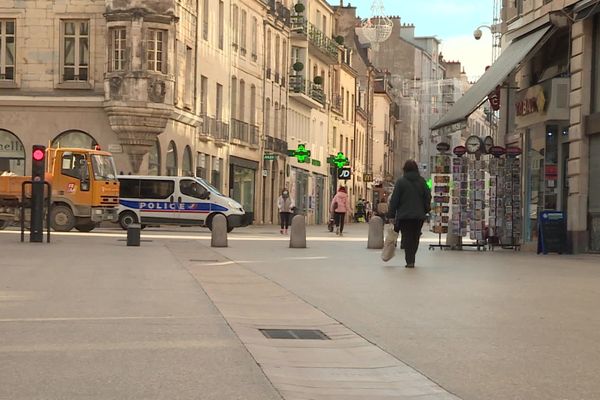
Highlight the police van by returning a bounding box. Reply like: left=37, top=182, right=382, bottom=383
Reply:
left=117, top=175, right=249, bottom=232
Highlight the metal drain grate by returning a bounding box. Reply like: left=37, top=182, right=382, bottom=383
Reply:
left=259, top=329, right=330, bottom=340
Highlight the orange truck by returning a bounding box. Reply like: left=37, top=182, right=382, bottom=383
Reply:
left=0, top=147, right=119, bottom=232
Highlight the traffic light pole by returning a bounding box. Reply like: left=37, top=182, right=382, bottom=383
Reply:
left=20, top=181, right=51, bottom=243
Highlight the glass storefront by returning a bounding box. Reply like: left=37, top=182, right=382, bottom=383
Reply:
left=230, top=157, right=257, bottom=222
left=0, top=129, right=25, bottom=175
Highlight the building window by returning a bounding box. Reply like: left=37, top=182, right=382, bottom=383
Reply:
left=282, top=39, right=287, bottom=78
left=333, top=126, right=337, bottom=148
left=251, top=17, right=258, bottom=60
left=200, top=75, right=208, bottom=115
left=266, top=29, right=272, bottom=73
left=232, top=5, right=239, bottom=48
left=185, top=46, right=194, bottom=108
left=216, top=83, right=223, bottom=120
left=239, top=80, right=246, bottom=121
left=240, top=10, right=247, bottom=54
left=280, top=105, right=286, bottom=137
left=202, top=0, right=209, bottom=41
left=109, top=27, right=126, bottom=71
left=250, top=84, right=256, bottom=125
left=166, top=141, right=178, bottom=176
left=275, top=35, right=280, bottom=76
left=52, top=130, right=98, bottom=149
left=265, top=98, right=271, bottom=136
left=218, top=0, right=224, bottom=50
left=212, top=157, right=222, bottom=191
left=62, top=20, right=89, bottom=81
left=0, top=19, right=16, bottom=81
left=196, top=153, right=207, bottom=179
left=594, top=15, right=600, bottom=113
left=231, top=76, right=237, bottom=118
left=182, top=146, right=193, bottom=176
left=274, top=102, right=279, bottom=138
left=147, top=29, right=166, bottom=73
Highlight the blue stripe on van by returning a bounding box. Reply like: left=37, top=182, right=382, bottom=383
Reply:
left=120, top=199, right=227, bottom=213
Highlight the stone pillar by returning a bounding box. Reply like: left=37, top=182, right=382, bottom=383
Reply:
left=289, top=215, right=307, bottom=248
left=567, top=20, right=592, bottom=253
left=211, top=214, right=228, bottom=248
left=367, top=216, right=384, bottom=249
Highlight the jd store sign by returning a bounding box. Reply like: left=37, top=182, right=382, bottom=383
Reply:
left=337, top=167, right=352, bottom=180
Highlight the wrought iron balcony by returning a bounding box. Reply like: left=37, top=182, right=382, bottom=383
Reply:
left=289, top=75, right=326, bottom=106
left=267, top=0, right=291, bottom=25
left=265, top=135, right=288, bottom=155
left=200, top=115, right=229, bottom=142
left=290, top=18, right=339, bottom=61
left=231, top=118, right=259, bottom=147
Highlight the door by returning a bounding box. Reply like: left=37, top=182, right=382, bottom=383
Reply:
left=138, top=179, right=177, bottom=224
left=178, top=179, right=211, bottom=225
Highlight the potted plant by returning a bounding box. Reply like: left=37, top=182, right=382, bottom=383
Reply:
left=294, top=2, right=305, bottom=13
left=313, top=76, right=323, bottom=85
left=292, top=61, right=304, bottom=72
left=334, top=35, right=344, bottom=45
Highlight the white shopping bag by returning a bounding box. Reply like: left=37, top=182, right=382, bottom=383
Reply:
left=381, top=225, right=399, bottom=262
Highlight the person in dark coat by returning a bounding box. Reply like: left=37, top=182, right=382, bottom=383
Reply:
left=383, top=160, right=431, bottom=267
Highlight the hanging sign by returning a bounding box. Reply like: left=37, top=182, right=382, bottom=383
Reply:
left=337, top=167, right=352, bottom=180
left=288, top=144, right=311, bottom=163
left=436, top=142, right=450, bottom=153
left=489, top=146, right=506, bottom=157
left=506, top=146, right=522, bottom=157
left=453, top=145, right=467, bottom=157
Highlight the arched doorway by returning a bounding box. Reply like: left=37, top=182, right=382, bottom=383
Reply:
left=182, top=146, right=193, bottom=176
left=52, top=130, right=98, bottom=149
left=148, top=139, right=161, bottom=175
left=166, top=141, right=178, bottom=176
left=0, top=129, right=25, bottom=175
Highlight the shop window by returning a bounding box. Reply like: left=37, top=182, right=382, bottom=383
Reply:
left=211, top=156, right=222, bottom=190
left=0, top=19, right=16, bottom=81
left=232, top=164, right=255, bottom=212
left=166, top=141, right=178, bottom=176
left=61, top=20, right=89, bottom=82
left=52, top=130, right=98, bottom=149
left=0, top=129, right=25, bottom=175
left=196, top=153, right=207, bottom=179
left=148, top=140, right=161, bottom=175
left=182, top=146, right=193, bottom=176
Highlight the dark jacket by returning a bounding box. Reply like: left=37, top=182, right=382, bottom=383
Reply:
left=387, top=171, right=431, bottom=221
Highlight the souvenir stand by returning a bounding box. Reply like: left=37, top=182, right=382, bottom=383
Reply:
left=487, top=146, right=507, bottom=249
left=500, top=147, right=522, bottom=250
left=450, top=146, right=469, bottom=239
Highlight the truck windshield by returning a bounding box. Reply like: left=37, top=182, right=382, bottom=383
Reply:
left=91, top=155, right=118, bottom=181
left=195, top=177, right=223, bottom=196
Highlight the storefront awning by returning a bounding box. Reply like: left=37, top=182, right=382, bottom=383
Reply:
left=575, top=0, right=600, bottom=19
left=430, top=26, right=552, bottom=134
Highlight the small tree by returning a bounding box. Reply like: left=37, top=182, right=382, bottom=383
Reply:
left=313, top=76, right=323, bottom=85
left=294, top=3, right=305, bottom=13
left=335, top=35, right=344, bottom=45
left=292, top=62, right=304, bottom=72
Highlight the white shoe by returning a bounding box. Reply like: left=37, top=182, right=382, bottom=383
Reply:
left=381, top=229, right=399, bottom=262
left=336, top=227, right=340, bottom=235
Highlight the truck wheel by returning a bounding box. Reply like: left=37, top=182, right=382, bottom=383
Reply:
left=0, top=219, right=9, bottom=230
left=119, top=211, right=138, bottom=230
left=75, top=222, right=97, bottom=232
left=51, top=205, right=76, bottom=232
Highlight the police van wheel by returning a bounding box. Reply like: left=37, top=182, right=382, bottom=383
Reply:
left=119, top=211, right=138, bottom=230
left=51, top=205, right=76, bottom=232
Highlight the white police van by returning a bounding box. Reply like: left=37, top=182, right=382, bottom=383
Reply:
left=117, top=175, right=248, bottom=232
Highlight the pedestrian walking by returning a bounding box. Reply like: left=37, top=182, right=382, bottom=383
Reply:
left=365, top=200, right=372, bottom=222
left=277, top=189, right=295, bottom=234
left=330, top=186, right=350, bottom=236
left=382, top=160, right=431, bottom=267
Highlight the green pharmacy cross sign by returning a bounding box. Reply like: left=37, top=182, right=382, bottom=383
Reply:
left=327, top=152, right=349, bottom=168
left=288, top=144, right=311, bottom=163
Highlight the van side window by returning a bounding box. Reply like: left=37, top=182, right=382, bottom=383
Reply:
left=139, top=180, right=174, bottom=199
left=61, top=152, right=88, bottom=180
left=119, top=179, right=141, bottom=198
left=180, top=180, right=208, bottom=199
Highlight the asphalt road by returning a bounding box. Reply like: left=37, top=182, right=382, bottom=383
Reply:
left=208, top=223, right=600, bottom=400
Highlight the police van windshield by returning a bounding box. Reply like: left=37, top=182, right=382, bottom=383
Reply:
left=195, top=178, right=222, bottom=196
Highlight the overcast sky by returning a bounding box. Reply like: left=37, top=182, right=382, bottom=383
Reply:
left=348, top=0, right=496, bottom=80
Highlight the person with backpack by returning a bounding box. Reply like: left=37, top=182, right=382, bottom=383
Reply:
left=382, top=160, right=431, bottom=267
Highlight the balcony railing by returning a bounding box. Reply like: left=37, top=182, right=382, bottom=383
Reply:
left=290, top=18, right=339, bottom=61
left=289, top=75, right=326, bottom=105
left=268, top=0, right=291, bottom=25
left=201, top=115, right=229, bottom=142
left=231, top=118, right=259, bottom=147
left=265, top=135, right=288, bottom=155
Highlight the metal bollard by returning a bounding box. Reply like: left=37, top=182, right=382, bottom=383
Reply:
left=289, top=214, right=307, bottom=248
left=211, top=214, right=228, bottom=248
left=127, top=224, right=141, bottom=247
left=367, top=216, right=384, bottom=249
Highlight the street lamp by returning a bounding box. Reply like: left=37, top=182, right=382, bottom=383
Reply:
left=473, top=24, right=502, bottom=62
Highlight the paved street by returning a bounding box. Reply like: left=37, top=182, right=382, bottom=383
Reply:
left=2, top=223, right=600, bottom=399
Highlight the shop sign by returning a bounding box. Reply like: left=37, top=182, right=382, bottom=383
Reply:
left=0, top=138, right=24, bottom=158
left=537, top=211, right=567, bottom=255
left=489, top=146, right=506, bottom=157
left=453, top=145, right=467, bottom=157
left=264, top=153, right=276, bottom=161
left=107, top=144, right=123, bottom=154
left=363, top=173, right=373, bottom=182
left=327, top=152, right=349, bottom=168
left=488, top=85, right=501, bottom=111
left=515, top=88, right=546, bottom=117
left=436, top=142, right=450, bottom=153
left=545, top=164, right=558, bottom=179
left=288, top=144, right=311, bottom=163
left=506, top=146, right=522, bottom=157
left=311, top=159, right=321, bottom=166
left=338, top=167, right=351, bottom=180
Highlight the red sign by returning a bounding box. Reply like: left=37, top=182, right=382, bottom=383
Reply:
left=506, top=146, right=522, bottom=157
left=453, top=146, right=467, bottom=157
left=489, top=146, right=506, bottom=157
left=488, top=86, right=501, bottom=111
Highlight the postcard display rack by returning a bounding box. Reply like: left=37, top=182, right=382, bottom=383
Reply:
left=429, top=154, right=452, bottom=250
left=488, top=157, right=505, bottom=242
left=450, top=156, right=468, bottom=237
left=501, top=155, right=522, bottom=249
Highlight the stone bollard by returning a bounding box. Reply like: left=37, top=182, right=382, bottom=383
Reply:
left=211, top=214, right=228, bottom=248
left=127, top=224, right=141, bottom=247
left=367, top=216, right=384, bottom=249
left=289, top=215, right=307, bottom=248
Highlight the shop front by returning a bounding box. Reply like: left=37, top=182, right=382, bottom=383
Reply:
left=514, top=78, right=570, bottom=247
left=229, top=156, right=257, bottom=224
left=0, top=129, right=25, bottom=176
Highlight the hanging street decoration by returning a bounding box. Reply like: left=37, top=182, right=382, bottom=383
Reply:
left=288, top=144, right=311, bottom=163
